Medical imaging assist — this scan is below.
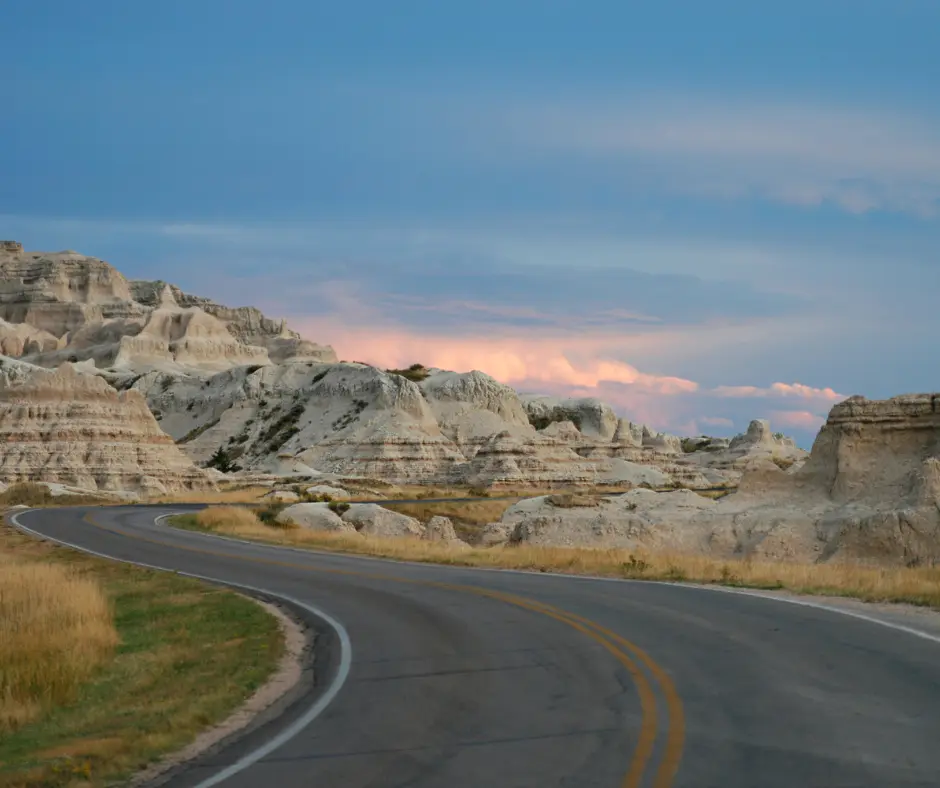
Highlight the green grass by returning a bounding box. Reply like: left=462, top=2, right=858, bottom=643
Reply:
left=0, top=523, right=283, bottom=788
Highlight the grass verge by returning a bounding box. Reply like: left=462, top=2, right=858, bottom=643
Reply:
left=0, top=519, right=283, bottom=788
left=173, top=507, right=940, bottom=610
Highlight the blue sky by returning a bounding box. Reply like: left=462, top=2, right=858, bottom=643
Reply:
left=4, top=0, right=939, bottom=445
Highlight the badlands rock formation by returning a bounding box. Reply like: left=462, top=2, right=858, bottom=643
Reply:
left=0, top=242, right=337, bottom=372
left=0, top=356, right=212, bottom=494
left=0, top=242, right=805, bottom=491
left=487, top=395, right=940, bottom=566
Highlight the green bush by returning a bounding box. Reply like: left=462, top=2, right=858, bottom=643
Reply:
left=386, top=363, right=429, bottom=383
left=206, top=447, right=240, bottom=473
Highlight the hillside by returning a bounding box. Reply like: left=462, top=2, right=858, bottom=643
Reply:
left=0, top=241, right=805, bottom=490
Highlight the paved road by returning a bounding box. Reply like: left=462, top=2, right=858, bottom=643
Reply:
left=13, top=506, right=940, bottom=788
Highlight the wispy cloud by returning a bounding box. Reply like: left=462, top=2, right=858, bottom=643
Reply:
left=712, top=382, right=844, bottom=402
left=489, top=96, right=940, bottom=217
left=768, top=409, right=828, bottom=432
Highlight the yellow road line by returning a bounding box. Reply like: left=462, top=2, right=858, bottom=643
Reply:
left=76, top=510, right=684, bottom=786
left=482, top=590, right=686, bottom=788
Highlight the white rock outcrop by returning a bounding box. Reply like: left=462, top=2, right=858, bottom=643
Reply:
left=277, top=502, right=356, bottom=532
left=305, top=484, right=351, bottom=500
left=340, top=503, right=425, bottom=537
left=488, top=395, right=940, bottom=566
left=0, top=242, right=809, bottom=496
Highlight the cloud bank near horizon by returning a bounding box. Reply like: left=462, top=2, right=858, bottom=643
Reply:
left=4, top=212, right=926, bottom=450
left=291, top=320, right=843, bottom=441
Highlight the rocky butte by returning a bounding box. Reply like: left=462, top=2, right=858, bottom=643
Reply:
left=2, top=241, right=938, bottom=567
left=0, top=242, right=797, bottom=490
left=485, top=394, right=940, bottom=566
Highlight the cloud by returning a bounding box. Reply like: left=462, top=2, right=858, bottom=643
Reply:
left=291, top=320, right=836, bottom=446
left=303, top=325, right=698, bottom=396
left=489, top=96, right=940, bottom=216
left=0, top=213, right=859, bottom=448
left=712, top=382, right=844, bottom=402
left=768, top=410, right=828, bottom=432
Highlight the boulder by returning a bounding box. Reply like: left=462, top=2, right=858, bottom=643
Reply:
left=276, top=502, right=356, bottom=532
left=423, top=515, right=469, bottom=548
left=341, top=503, right=425, bottom=537
left=263, top=489, right=300, bottom=503
left=305, top=484, right=351, bottom=500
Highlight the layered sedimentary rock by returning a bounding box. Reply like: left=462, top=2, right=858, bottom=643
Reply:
left=0, top=357, right=213, bottom=494
left=676, top=419, right=807, bottom=481
left=0, top=242, right=810, bottom=492
left=487, top=395, right=940, bottom=566
left=0, top=243, right=336, bottom=373
left=131, top=279, right=337, bottom=363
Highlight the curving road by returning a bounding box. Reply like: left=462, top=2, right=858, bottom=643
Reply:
left=12, top=505, right=940, bottom=788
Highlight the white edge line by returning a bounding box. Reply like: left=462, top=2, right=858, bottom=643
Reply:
left=9, top=509, right=353, bottom=788
left=153, top=512, right=940, bottom=648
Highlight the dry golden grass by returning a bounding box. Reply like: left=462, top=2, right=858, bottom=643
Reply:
left=176, top=507, right=940, bottom=609
left=0, top=519, right=283, bottom=787
left=196, top=505, right=269, bottom=530
left=0, top=483, right=114, bottom=508
left=545, top=493, right=601, bottom=509
left=0, top=563, right=118, bottom=733
left=378, top=499, right=517, bottom=529
left=151, top=486, right=270, bottom=505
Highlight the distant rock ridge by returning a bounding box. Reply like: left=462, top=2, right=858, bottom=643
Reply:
left=0, top=243, right=337, bottom=371
left=0, top=242, right=809, bottom=493
left=483, top=394, right=940, bottom=567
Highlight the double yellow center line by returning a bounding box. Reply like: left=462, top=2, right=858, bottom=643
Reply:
left=79, top=511, right=685, bottom=787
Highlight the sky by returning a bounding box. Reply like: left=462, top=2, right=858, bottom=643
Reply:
left=4, top=1, right=939, bottom=447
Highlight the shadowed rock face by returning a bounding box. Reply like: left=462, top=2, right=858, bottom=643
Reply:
left=0, top=358, right=213, bottom=494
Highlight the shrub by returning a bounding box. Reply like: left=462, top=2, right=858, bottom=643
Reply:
left=547, top=493, right=599, bottom=508
left=327, top=501, right=350, bottom=515
left=386, top=363, right=430, bottom=383
left=256, top=502, right=288, bottom=525
left=177, top=416, right=221, bottom=445
left=206, top=447, right=239, bottom=473
left=771, top=455, right=797, bottom=470
left=621, top=554, right=650, bottom=576
left=255, top=402, right=306, bottom=453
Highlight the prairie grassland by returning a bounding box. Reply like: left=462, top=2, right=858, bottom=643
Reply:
left=0, top=563, right=118, bottom=733
left=177, top=507, right=940, bottom=609
left=0, top=483, right=115, bottom=508
left=0, top=520, right=283, bottom=788
left=151, top=485, right=270, bottom=505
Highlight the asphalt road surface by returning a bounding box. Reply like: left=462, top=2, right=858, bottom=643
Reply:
left=12, top=506, right=940, bottom=788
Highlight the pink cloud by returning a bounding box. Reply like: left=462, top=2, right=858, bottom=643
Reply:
left=304, top=324, right=698, bottom=395
left=291, top=320, right=839, bottom=441
left=712, top=382, right=844, bottom=402
left=768, top=410, right=827, bottom=431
